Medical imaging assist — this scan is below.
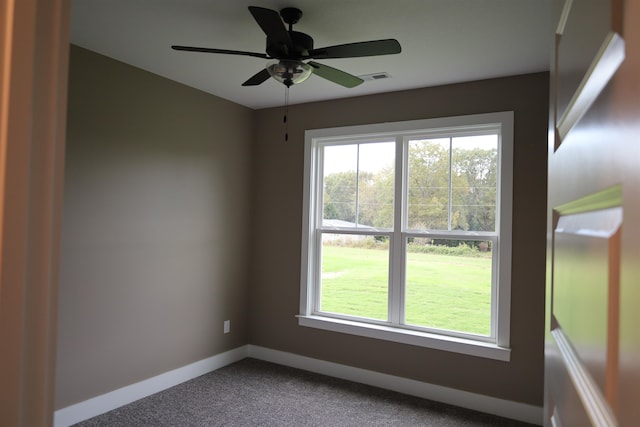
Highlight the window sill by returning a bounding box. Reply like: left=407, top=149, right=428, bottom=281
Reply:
left=296, top=315, right=511, bottom=362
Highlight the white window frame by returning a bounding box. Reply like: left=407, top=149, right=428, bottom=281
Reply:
left=299, top=112, right=513, bottom=361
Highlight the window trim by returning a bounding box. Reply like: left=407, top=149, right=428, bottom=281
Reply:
left=299, top=112, right=513, bottom=361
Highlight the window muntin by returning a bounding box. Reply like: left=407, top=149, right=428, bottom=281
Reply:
left=301, top=113, right=513, bottom=357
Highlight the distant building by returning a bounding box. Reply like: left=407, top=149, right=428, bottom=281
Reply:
left=321, top=219, right=376, bottom=243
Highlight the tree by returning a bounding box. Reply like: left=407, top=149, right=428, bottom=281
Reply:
left=406, top=140, right=451, bottom=230
left=323, top=169, right=394, bottom=228
left=357, top=166, right=394, bottom=228
left=323, top=171, right=357, bottom=222
left=453, top=147, right=497, bottom=232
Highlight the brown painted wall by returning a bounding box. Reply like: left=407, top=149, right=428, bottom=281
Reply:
left=249, top=72, right=549, bottom=406
left=56, top=48, right=548, bottom=410
left=55, top=46, right=254, bottom=408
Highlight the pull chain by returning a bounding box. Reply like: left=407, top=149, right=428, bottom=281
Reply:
left=283, top=86, right=289, bottom=141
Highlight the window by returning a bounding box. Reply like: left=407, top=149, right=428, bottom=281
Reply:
left=299, top=112, right=513, bottom=361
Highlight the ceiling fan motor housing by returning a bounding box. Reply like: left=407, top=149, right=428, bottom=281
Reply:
left=267, top=31, right=313, bottom=59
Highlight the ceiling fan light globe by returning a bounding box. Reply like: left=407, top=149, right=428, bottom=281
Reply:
left=266, top=59, right=312, bottom=87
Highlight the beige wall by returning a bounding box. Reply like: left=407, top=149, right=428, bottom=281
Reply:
left=249, top=72, right=549, bottom=406
left=55, top=46, right=254, bottom=408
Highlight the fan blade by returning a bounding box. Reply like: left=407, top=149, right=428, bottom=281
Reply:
left=242, top=69, right=271, bottom=86
left=308, top=61, right=363, bottom=88
left=248, top=6, right=292, bottom=49
left=308, top=39, right=401, bottom=59
left=172, top=45, right=269, bottom=59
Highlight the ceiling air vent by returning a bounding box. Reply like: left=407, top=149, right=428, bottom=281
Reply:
left=358, top=72, right=391, bottom=81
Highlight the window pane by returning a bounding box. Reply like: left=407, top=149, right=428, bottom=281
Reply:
left=357, top=142, right=395, bottom=228
left=322, top=142, right=395, bottom=228
left=404, top=238, right=492, bottom=335
left=323, top=145, right=357, bottom=224
left=452, top=135, right=498, bottom=232
left=407, top=138, right=450, bottom=230
left=319, top=234, right=389, bottom=321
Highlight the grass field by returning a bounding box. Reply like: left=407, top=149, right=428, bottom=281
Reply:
left=320, top=244, right=492, bottom=336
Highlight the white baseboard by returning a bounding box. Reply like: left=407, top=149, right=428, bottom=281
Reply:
left=55, top=344, right=542, bottom=426
left=53, top=345, right=249, bottom=427
left=248, top=345, right=543, bottom=426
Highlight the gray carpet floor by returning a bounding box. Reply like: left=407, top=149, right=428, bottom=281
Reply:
left=74, top=358, right=537, bottom=426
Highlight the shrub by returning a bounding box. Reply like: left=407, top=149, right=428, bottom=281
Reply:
left=324, top=239, right=490, bottom=258
left=407, top=242, right=487, bottom=257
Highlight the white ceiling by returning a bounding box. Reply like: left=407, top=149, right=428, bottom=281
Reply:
left=70, top=0, right=553, bottom=110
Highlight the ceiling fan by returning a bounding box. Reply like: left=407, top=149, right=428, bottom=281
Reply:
left=171, top=6, right=402, bottom=88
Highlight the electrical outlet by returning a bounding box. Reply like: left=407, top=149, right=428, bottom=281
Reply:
left=223, top=320, right=230, bottom=334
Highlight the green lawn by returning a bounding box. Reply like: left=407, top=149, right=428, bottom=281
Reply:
left=320, top=245, right=492, bottom=335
